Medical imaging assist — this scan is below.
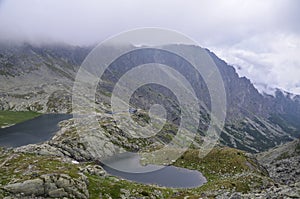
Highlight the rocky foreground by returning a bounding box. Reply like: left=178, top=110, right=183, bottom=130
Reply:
left=0, top=116, right=299, bottom=198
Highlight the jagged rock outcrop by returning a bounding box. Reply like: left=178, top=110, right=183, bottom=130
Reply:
left=3, top=174, right=89, bottom=199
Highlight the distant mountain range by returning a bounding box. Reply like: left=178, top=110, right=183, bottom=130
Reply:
left=0, top=43, right=299, bottom=153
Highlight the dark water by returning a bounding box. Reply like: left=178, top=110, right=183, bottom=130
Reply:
left=101, top=152, right=207, bottom=188
left=0, top=114, right=206, bottom=188
left=0, top=114, right=72, bottom=148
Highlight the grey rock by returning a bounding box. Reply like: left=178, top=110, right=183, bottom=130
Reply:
left=14, top=143, right=65, bottom=157
left=3, top=173, right=89, bottom=199
left=80, top=165, right=105, bottom=177
left=48, top=188, right=68, bottom=198
left=44, top=182, right=57, bottom=193
left=257, top=139, right=300, bottom=185
left=3, top=178, right=44, bottom=196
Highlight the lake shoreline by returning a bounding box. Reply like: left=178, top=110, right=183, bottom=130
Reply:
left=100, top=152, right=207, bottom=188
left=0, top=113, right=72, bottom=148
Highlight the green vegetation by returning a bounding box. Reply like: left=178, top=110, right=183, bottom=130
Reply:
left=0, top=126, right=273, bottom=199
left=174, top=147, right=270, bottom=194
left=0, top=151, right=81, bottom=186
left=0, top=111, right=41, bottom=128
left=0, top=145, right=273, bottom=198
left=0, top=149, right=174, bottom=199
left=0, top=70, right=9, bottom=76
left=87, top=175, right=173, bottom=199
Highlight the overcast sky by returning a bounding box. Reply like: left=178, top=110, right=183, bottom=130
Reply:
left=0, top=0, right=299, bottom=95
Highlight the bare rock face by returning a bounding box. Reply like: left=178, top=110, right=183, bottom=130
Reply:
left=13, top=115, right=122, bottom=161
left=3, top=178, right=44, bottom=196
left=47, top=118, right=121, bottom=161
left=3, top=174, right=89, bottom=199
left=14, top=143, right=65, bottom=157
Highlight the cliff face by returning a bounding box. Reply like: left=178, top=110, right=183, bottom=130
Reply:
left=207, top=50, right=300, bottom=152
left=0, top=43, right=299, bottom=152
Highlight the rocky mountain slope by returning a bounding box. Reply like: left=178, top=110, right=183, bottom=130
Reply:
left=257, top=138, right=300, bottom=185
left=95, top=44, right=300, bottom=152
left=0, top=43, right=299, bottom=153
left=0, top=43, right=90, bottom=113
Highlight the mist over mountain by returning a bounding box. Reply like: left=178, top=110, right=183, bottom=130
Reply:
left=1, top=0, right=299, bottom=197
left=0, top=42, right=299, bottom=153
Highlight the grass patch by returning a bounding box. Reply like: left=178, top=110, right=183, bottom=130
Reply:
left=174, top=147, right=270, bottom=194
left=0, top=111, right=41, bottom=128
left=87, top=174, right=174, bottom=199
left=0, top=151, right=82, bottom=186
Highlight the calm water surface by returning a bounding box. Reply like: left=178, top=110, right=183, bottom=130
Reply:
left=102, top=152, right=207, bottom=188
left=0, top=114, right=206, bottom=188
left=0, top=114, right=72, bottom=147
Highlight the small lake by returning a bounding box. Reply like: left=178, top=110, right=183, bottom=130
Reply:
left=0, top=114, right=72, bottom=148
left=101, top=152, right=207, bottom=188
left=0, top=114, right=206, bottom=188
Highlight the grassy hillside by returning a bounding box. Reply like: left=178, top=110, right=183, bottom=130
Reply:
left=0, top=111, right=41, bottom=128
left=173, top=147, right=271, bottom=196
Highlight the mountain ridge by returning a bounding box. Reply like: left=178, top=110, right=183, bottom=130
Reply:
left=0, top=42, right=299, bottom=153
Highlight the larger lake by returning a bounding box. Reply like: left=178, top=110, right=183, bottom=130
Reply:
left=0, top=114, right=207, bottom=188
left=0, top=114, right=72, bottom=148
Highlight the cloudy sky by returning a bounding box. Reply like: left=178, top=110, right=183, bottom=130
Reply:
left=0, top=0, right=299, bottom=95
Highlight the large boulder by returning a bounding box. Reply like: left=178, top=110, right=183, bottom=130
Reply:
left=3, top=174, right=89, bottom=199
left=3, top=179, right=44, bottom=196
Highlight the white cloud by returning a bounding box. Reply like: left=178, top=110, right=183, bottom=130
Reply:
left=0, top=0, right=296, bottom=46
left=210, top=33, right=300, bottom=95
left=0, top=0, right=299, bottom=94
